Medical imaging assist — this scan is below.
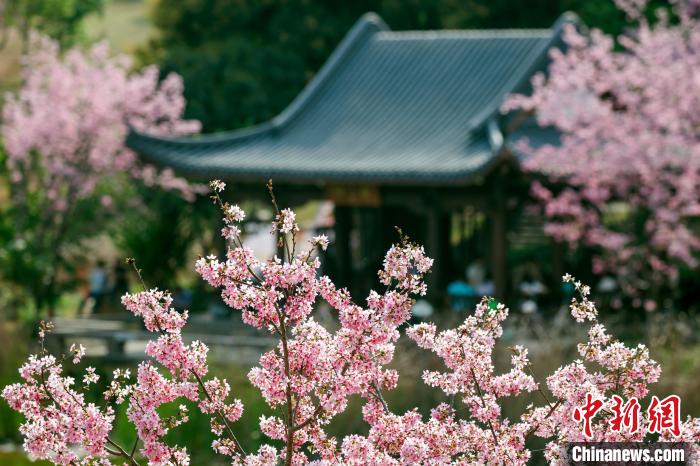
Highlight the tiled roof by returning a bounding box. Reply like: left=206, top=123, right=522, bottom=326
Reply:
left=126, top=12, right=576, bottom=185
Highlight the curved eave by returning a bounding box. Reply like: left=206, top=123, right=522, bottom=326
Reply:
left=127, top=130, right=513, bottom=187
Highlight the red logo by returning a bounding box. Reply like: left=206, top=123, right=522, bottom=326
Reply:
left=647, top=395, right=681, bottom=437
left=609, top=395, right=640, bottom=434
left=573, top=393, right=604, bottom=438
left=573, top=393, right=683, bottom=438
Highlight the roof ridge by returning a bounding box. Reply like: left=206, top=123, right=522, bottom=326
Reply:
left=378, top=29, right=553, bottom=37
left=374, top=11, right=578, bottom=39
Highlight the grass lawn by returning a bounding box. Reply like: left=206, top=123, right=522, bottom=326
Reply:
left=84, top=0, right=154, bottom=54
left=0, top=451, right=51, bottom=466
left=0, top=30, right=22, bottom=95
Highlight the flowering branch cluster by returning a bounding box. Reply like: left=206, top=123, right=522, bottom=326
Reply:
left=120, top=285, right=245, bottom=465
left=3, top=181, right=699, bottom=465
left=3, top=322, right=120, bottom=465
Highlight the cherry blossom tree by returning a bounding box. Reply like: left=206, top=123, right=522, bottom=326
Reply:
left=0, top=35, right=201, bottom=314
left=505, top=0, right=700, bottom=305
left=3, top=181, right=698, bottom=465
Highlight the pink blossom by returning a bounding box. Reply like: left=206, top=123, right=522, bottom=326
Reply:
left=506, top=1, right=700, bottom=300
left=2, top=35, right=202, bottom=207
left=3, top=184, right=700, bottom=465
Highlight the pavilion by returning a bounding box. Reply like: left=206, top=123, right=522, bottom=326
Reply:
left=127, top=12, right=574, bottom=302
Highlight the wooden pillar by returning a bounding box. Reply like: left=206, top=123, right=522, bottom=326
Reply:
left=551, top=239, right=564, bottom=300
left=426, top=208, right=440, bottom=301
left=490, top=187, right=508, bottom=300
left=439, top=211, right=453, bottom=285
left=357, top=207, right=384, bottom=295
left=333, top=205, right=353, bottom=290
left=456, top=210, right=467, bottom=268
left=426, top=207, right=450, bottom=303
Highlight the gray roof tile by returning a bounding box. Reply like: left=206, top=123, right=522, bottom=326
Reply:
left=126, top=12, right=576, bottom=185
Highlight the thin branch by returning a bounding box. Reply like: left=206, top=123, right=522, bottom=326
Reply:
left=130, top=436, right=139, bottom=457
left=371, top=381, right=390, bottom=413
left=37, top=360, right=141, bottom=466
left=277, top=307, right=295, bottom=466
left=470, top=368, right=500, bottom=446
left=525, top=399, right=563, bottom=439
left=191, top=370, right=247, bottom=456
left=292, top=405, right=324, bottom=432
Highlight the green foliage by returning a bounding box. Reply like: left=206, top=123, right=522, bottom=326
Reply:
left=0, top=0, right=105, bottom=50
left=112, top=186, right=215, bottom=291
left=0, top=139, right=210, bottom=320
left=0, top=145, right=211, bottom=316
left=142, top=0, right=630, bottom=132
left=0, top=452, right=51, bottom=466
left=0, top=155, right=118, bottom=315
left=0, top=323, right=29, bottom=444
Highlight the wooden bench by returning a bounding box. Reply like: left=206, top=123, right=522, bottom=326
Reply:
left=47, top=316, right=276, bottom=365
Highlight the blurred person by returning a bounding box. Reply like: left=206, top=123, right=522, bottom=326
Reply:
left=78, top=260, right=108, bottom=314
left=513, top=270, right=547, bottom=338
left=519, top=271, right=546, bottom=299
left=465, top=258, right=495, bottom=298
left=596, top=275, right=618, bottom=312
left=518, top=271, right=546, bottom=315
left=476, top=272, right=495, bottom=297
left=552, top=279, right=577, bottom=332
left=466, top=258, right=486, bottom=289
left=447, top=271, right=477, bottom=312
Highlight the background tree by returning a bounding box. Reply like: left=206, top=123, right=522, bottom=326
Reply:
left=0, top=0, right=105, bottom=52
left=0, top=35, right=201, bottom=315
left=142, top=0, right=630, bottom=132
left=505, top=0, right=700, bottom=309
